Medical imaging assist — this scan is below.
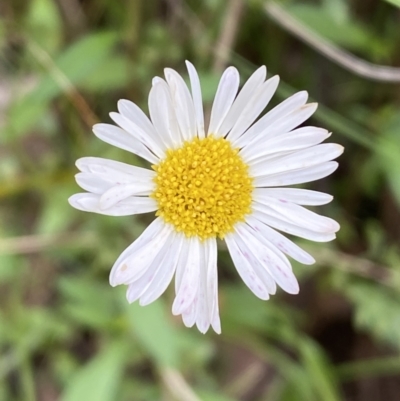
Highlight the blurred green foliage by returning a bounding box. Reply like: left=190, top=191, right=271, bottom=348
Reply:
left=1, top=0, right=400, bottom=400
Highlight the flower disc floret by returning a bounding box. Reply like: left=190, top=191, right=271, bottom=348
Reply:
left=152, top=135, right=253, bottom=239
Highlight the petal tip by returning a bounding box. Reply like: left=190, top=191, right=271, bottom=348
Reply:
left=224, top=66, right=239, bottom=80
left=92, top=123, right=102, bottom=134
left=305, top=256, right=316, bottom=265
left=271, top=74, right=280, bottom=83
left=110, top=266, right=126, bottom=287
left=185, top=60, right=194, bottom=68
left=67, top=195, right=78, bottom=208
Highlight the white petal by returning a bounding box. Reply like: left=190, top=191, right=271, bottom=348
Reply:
left=117, top=99, right=158, bottom=140
left=253, top=161, right=339, bottom=187
left=218, top=66, right=267, bottom=137
left=152, top=76, right=163, bottom=85
left=93, top=124, right=159, bottom=164
left=174, top=237, right=190, bottom=293
left=76, top=172, right=153, bottom=198
left=99, top=182, right=154, bottom=210
left=185, top=238, right=221, bottom=334
left=211, top=311, right=221, bottom=334
left=194, top=241, right=210, bottom=333
left=225, top=233, right=270, bottom=300
left=234, top=91, right=308, bottom=148
left=240, top=103, right=318, bottom=161
left=232, top=229, right=277, bottom=295
left=126, top=267, right=155, bottom=303
left=205, top=238, right=221, bottom=334
left=139, top=233, right=183, bottom=306
left=75, top=172, right=111, bottom=194
left=125, top=231, right=181, bottom=305
left=109, top=218, right=163, bottom=284
left=68, top=193, right=157, bottom=216
left=246, top=214, right=315, bottom=265
left=76, top=157, right=155, bottom=183
left=235, top=223, right=299, bottom=294
left=164, top=67, right=196, bottom=141
left=75, top=159, right=155, bottom=196
left=172, top=236, right=200, bottom=315
left=253, top=188, right=333, bottom=206
left=227, top=75, right=280, bottom=141
left=110, top=110, right=165, bottom=159
left=109, top=220, right=172, bottom=286
left=240, top=150, right=295, bottom=168
left=208, top=67, right=240, bottom=136
left=252, top=209, right=336, bottom=242
left=253, top=198, right=339, bottom=233
left=110, top=217, right=167, bottom=278
left=126, top=231, right=176, bottom=303
left=243, top=126, right=330, bottom=161
left=249, top=144, right=344, bottom=176
left=182, top=302, right=196, bottom=328
left=186, top=61, right=205, bottom=139
left=111, top=238, right=159, bottom=287
left=149, top=81, right=181, bottom=148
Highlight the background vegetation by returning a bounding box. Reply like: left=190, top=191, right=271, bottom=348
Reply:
left=1, top=0, right=400, bottom=400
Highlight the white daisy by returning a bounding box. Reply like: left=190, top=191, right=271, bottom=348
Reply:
left=69, top=62, right=343, bottom=334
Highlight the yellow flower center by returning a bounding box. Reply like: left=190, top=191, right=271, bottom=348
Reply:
left=151, top=135, right=253, bottom=240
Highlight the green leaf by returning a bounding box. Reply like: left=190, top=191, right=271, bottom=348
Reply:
left=375, top=112, right=400, bottom=207
left=0, top=253, right=27, bottom=281
left=344, top=281, right=400, bottom=350
left=298, top=340, right=342, bottom=401
left=82, top=56, right=131, bottom=91
left=288, top=4, right=374, bottom=53
left=377, top=138, right=400, bottom=206
left=222, top=285, right=295, bottom=335
left=337, top=355, right=400, bottom=382
left=61, top=342, right=126, bottom=401
left=124, top=297, right=182, bottom=368
left=25, top=0, right=62, bottom=54
left=54, top=32, right=119, bottom=89
left=36, top=184, right=76, bottom=235
left=58, top=276, right=116, bottom=329
left=199, top=391, right=238, bottom=401
left=384, top=0, right=400, bottom=8
left=5, top=31, right=119, bottom=139
left=239, top=340, right=316, bottom=401
left=322, top=0, right=349, bottom=24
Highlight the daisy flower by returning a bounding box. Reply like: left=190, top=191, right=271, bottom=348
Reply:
left=69, top=62, right=343, bottom=334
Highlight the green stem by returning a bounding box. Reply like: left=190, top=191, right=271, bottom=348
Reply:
left=336, top=356, right=400, bottom=382
left=20, top=356, right=36, bottom=401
